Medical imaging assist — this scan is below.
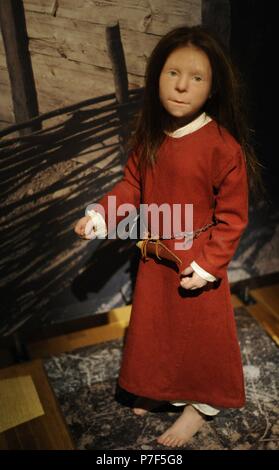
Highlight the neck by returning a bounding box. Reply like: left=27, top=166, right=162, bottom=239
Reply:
left=166, top=111, right=205, bottom=132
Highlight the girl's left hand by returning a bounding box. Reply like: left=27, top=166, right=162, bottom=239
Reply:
left=180, top=266, right=208, bottom=290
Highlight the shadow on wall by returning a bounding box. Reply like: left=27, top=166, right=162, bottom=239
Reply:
left=0, top=89, right=143, bottom=338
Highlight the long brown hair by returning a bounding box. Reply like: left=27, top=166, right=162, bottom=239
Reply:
left=128, top=25, right=265, bottom=200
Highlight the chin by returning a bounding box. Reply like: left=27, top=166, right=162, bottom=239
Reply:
left=166, top=107, right=191, bottom=118
left=170, top=111, right=190, bottom=119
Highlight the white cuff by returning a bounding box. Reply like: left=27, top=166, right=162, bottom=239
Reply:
left=170, top=401, right=220, bottom=415
left=191, top=402, right=220, bottom=416
left=190, top=261, right=217, bottom=282
left=85, top=209, right=107, bottom=238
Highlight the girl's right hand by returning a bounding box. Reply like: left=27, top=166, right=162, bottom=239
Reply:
left=74, top=216, right=96, bottom=240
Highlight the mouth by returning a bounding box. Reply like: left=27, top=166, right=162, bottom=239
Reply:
left=169, top=99, right=188, bottom=105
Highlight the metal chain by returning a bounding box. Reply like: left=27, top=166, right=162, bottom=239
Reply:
left=193, top=221, right=216, bottom=239
left=146, top=221, right=217, bottom=241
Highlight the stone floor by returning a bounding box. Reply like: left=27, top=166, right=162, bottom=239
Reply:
left=44, top=307, right=279, bottom=450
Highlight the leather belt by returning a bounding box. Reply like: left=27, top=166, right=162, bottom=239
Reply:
left=137, top=221, right=218, bottom=267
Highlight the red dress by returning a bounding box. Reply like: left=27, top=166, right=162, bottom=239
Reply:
left=96, top=119, right=249, bottom=409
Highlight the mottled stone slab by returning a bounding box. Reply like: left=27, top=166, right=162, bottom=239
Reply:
left=44, top=307, right=279, bottom=450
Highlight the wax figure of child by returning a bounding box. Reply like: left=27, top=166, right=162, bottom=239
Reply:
left=75, top=25, right=262, bottom=447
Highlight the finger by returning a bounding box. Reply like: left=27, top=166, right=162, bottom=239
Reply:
left=181, top=284, right=195, bottom=290
left=74, top=223, right=80, bottom=234
left=180, top=281, right=194, bottom=290
left=191, top=272, right=208, bottom=284
left=181, top=266, right=194, bottom=276
left=181, top=277, right=202, bottom=289
left=74, top=221, right=84, bottom=235
left=77, top=227, right=86, bottom=237
left=75, top=227, right=84, bottom=237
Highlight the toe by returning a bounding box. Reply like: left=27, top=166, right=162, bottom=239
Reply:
left=166, top=439, right=175, bottom=447
left=179, top=439, right=187, bottom=448
left=133, top=408, right=147, bottom=416
left=157, top=431, right=168, bottom=442
left=157, top=434, right=165, bottom=444
left=170, top=437, right=180, bottom=447
left=174, top=438, right=183, bottom=448
left=158, top=435, right=168, bottom=445
left=163, top=435, right=174, bottom=447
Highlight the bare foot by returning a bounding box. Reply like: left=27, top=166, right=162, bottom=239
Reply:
left=132, top=398, right=164, bottom=416
left=133, top=408, right=148, bottom=416
left=157, top=405, right=206, bottom=447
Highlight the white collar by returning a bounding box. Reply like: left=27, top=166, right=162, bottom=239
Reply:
left=165, top=112, right=212, bottom=138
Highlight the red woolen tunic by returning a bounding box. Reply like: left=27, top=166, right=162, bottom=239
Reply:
left=96, top=119, right=249, bottom=409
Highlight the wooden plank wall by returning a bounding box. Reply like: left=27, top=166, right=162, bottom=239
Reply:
left=0, top=0, right=201, bottom=129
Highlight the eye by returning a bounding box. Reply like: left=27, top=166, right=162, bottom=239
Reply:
left=167, top=70, right=177, bottom=77
left=193, top=75, right=203, bottom=82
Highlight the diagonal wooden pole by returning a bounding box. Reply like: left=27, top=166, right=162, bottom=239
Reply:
left=0, top=0, right=41, bottom=136
left=106, top=21, right=130, bottom=166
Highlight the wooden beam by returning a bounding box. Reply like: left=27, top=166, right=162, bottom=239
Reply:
left=27, top=305, right=132, bottom=358
left=0, top=0, right=41, bottom=135
left=0, top=88, right=143, bottom=140
left=0, top=360, right=75, bottom=449
left=106, top=22, right=129, bottom=105
left=106, top=21, right=130, bottom=164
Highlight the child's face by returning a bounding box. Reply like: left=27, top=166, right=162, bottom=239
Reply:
left=159, top=45, right=212, bottom=126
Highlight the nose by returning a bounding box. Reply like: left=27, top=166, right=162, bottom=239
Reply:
left=175, top=74, right=189, bottom=92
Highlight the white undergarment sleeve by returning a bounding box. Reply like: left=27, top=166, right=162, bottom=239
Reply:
left=190, top=261, right=217, bottom=282
left=85, top=209, right=108, bottom=238
left=170, top=401, right=220, bottom=416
